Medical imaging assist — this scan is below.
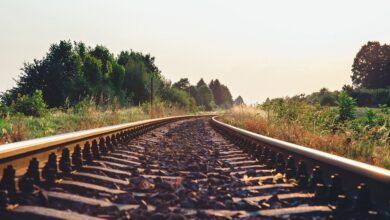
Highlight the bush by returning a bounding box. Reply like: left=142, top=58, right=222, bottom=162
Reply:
left=337, top=91, right=356, bottom=122
left=306, top=88, right=338, bottom=106
left=347, top=88, right=390, bottom=107
left=72, top=97, right=95, bottom=115
left=160, top=87, right=196, bottom=110
left=319, top=94, right=337, bottom=106
left=0, top=102, right=10, bottom=118
left=12, top=90, right=48, bottom=117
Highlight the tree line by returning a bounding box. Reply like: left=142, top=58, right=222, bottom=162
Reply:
left=265, top=41, right=390, bottom=108
left=343, top=41, right=390, bottom=107
left=0, top=40, right=243, bottom=116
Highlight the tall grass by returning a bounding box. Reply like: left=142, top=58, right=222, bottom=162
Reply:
left=222, top=104, right=390, bottom=169
left=0, top=100, right=188, bottom=144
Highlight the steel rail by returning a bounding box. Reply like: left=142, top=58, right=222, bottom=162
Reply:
left=211, top=116, right=390, bottom=208
left=0, top=115, right=212, bottom=176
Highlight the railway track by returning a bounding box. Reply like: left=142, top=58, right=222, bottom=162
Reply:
left=0, top=116, right=389, bottom=219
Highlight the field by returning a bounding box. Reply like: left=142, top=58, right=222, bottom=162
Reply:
left=222, top=103, right=390, bottom=169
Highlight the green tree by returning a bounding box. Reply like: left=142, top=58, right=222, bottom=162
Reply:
left=209, top=79, right=233, bottom=108
left=13, top=40, right=85, bottom=107
left=1, top=40, right=236, bottom=112
left=188, top=86, right=201, bottom=106
left=352, top=41, right=390, bottom=89
left=173, top=78, right=191, bottom=91
left=90, top=45, right=114, bottom=81
left=123, top=60, right=149, bottom=104
left=111, top=63, right=126, bottom=100
left=197, top=84, right=214, bottom=111
left=209, top=79, right=223, bottom=105
left=84, top=54, right=103, bottom=85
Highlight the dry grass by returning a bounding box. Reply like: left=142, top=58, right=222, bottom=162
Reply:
left=0, top=103, right=188, bottom=144
left=222, top=105, right=390, bottom=169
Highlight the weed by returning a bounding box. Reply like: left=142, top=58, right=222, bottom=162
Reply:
left=223, top=104, right=390, bottom=169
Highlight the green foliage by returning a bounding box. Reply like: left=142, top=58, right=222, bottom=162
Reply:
left=255, top=97, right=390, bottom=168
left=160, top=87, right=195, bottom=110
left=0, top=102, right=10, bottom=118
left=1, top=40, right=238, bottom=115
left=3, top=41, right=161, bottom=108
left=12, top=90, right=47, bottom=117
left=72, top=97, right=95, bottom=115
left=173, top=78, right=190, bottom=91
left=306, top=88, right=338, bottom=106
left=345, top=87, right=390, bottom=107
left=364, top=109, right=377, bottom=127
left=197, top=84, right=214, bottom=111
left=262, top=96, right=339, bottom=133
left=337, top=91, right=356, bottom=122
left=84, top=54, right=103, bottom=85
left=209, top=79, right=233, bottom=108
left=352, top=41, right=390, bottom=89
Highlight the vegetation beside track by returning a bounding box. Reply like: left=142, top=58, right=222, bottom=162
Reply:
left=0, top=99, right=195, bottom=144
left=222, top=98, right=390, bottom=169
left=0, top=40, right=239, bottom=144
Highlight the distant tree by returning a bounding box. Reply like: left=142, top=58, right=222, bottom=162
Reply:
left=188, top=86, right=201, bottom=105
left=111, top=63, right=126, bottom=101
left=197, top=85, right=214, bottom=111
left=318, top=88, right=337, bottom=106
left=234, top=96, right=245, bottom=105
left=196, top=78, right=207, bottom=88
left=142, top=54, right=159, bottom=75
left=209, top=79, right=233, bottom=108
left=1, top=40, right=237, bottom=113
left=90, top=45, right=114, bottom=81
left=306, top=87, right=337, bottom=106
left=209, top=79, right=223, bottom=105
left=118, top=50, right=163, bottom=105
left=117, top=51, right=132, bottom=66
left=74, top=42, right=88, bottom=60
left=352, top=41, right=390, bottom=89
left=123, top=60, right=149, bottom=104
left=220, top=84, right=233, bottom=107
left=342, top=84, right=354, bottom=96
left=173, top=78, right=191, bottom=91
left=84, top=54, right=103, bottom=86
left=319, top=95, right=336, bottom=106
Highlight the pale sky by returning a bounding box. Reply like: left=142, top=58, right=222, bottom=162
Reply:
left=0, top=0, right=389, bottom=103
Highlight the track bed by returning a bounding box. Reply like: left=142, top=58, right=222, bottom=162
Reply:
left=0, top=119, right=386, bottom=219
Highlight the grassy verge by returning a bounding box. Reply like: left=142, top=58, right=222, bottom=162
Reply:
left=222, top=105, right=390, bottom=169
left=0, top=101, right=190, bottom=144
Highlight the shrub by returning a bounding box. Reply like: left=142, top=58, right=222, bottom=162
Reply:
left=72, top=97, right=95, bottom=115
left=347, top=88, right=390, bottom=107
left=160, top=87, right=196, bottom=110
left=12, top=90, right=47, bottom=117
left=337, top=91, right=356, bottom=122
left=0, top=102, right=10, bottom=118
left=319, top=94, right=337, bottom=106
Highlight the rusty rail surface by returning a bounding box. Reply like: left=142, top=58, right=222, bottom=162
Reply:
left=211, top=116, right=390, bottom=210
